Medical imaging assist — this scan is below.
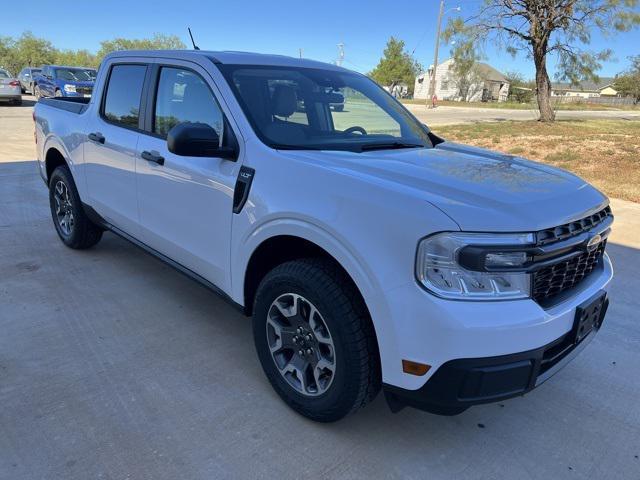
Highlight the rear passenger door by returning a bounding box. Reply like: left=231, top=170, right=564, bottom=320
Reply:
left=136, top=62, right=240, bottom=290
left=84, top=62, right=149, bottom=236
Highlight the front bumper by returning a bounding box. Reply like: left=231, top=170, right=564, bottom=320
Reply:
left=384, top=290, right=609, bottom=415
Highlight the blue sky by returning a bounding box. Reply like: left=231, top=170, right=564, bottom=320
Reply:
left=2, top=0, right=638, bottom=79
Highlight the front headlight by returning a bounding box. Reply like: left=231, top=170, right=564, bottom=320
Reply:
left=63, top=84, right=76, bottom=93
left=416, top=232, right=535, bottom=300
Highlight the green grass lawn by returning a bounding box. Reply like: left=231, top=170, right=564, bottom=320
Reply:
left=400, top=98, right=640, bottom=111
left=433, top=119, right=640, bottom=202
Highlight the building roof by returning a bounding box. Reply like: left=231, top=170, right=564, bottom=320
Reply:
left=103, top=50, right=349, bottom=72
left=551, top=77, right=615, bottom=92
left=419, top=59, right=508, bottom=83
left=475, top=62, right=507, bottom=82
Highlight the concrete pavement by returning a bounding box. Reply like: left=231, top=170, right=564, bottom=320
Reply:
left=2, top=96, right=640, bottom=479
left=1, top=160, right=639, bottom=480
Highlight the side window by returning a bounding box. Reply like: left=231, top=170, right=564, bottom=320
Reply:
left=153, top=67, right=223, bottom=140
left=102, top=64, right=147, bottom=128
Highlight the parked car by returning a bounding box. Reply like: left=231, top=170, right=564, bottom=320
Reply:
left=33, top=65, right=96, bottom=99
left=34, top=50, right=613, bottom=422
left=17, top=67, right=42, bottom=94
left=0, top=68, right=22, bottom=105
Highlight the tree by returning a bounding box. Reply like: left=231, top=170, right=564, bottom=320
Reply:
left=445, top=1, right=640, bottom=121
left=54, top=49, right=99, bottom=68
left=369, top=37, right=422, bottom=94
left=96, top=34, right=186, bottom=62
left=614, top=55, right=640, bottom=104
left=0, top=32, right=57, bottom=75
left=504, top=71, right=535, bottom=103
left=446, top=40, right=483, bottom=101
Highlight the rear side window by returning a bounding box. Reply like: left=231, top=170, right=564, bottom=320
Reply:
left=102, top=64, right=147, bottom=128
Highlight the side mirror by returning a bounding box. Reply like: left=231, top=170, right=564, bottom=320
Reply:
left=167, top=122, right=237, bottom=160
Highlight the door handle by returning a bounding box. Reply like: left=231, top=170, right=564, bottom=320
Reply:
left=141, top=150, right=165, bottom=166
left=88, top=132, right=105, bottom=144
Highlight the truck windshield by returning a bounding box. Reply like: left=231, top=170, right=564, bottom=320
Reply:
left=218, top=64, right=432, bottom=152
left=54, top=68, right=95, bottom=82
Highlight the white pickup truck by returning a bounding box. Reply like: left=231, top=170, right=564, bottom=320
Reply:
left=34, top=50, right=613, bottom=422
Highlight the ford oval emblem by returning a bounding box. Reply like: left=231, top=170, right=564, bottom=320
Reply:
left=586, top=234, right=602, bottom=252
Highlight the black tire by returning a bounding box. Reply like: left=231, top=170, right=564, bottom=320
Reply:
left=333, top=104, right=344, bottom=112
left=13, top=98, right=22, bottom=106
left=34, top=85, right=41, bottom=99
left=49, top=165, right=103, bottom=249
left=253, top=258, right=381, bottom=422
left=54, top=89, right=62, bottom=98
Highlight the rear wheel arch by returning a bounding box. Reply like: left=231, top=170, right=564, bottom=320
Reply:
left=45, top=148, right=69, bottom=184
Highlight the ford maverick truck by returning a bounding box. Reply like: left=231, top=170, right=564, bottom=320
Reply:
left=34, top=50, right=613, bottom=422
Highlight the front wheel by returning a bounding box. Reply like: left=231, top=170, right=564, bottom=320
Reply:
left=34, top=85, right=41, bottom=99
left=54, top=89, right=62, bottom=97
left=49, top=165, right=103, bottom=249
left=253, top=258, right=381, bottom=422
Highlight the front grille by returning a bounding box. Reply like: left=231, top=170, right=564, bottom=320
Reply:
left=532, top=241, right=606, bottom=304
left=76, top=86, right=92, bottom=95
left=536, top=206, right=611, bottom=245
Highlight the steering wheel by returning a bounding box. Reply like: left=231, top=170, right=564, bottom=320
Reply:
left=343, top=126, right=367, bottom=136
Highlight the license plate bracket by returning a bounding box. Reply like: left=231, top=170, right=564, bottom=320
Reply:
left=572, top=291, right=608, bottom=344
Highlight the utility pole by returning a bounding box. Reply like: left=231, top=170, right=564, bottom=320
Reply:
left=428, top=0, right=445, bottom=107
left=299, top=48, right=303, bottom=59
left=337, top=43, right=345, bottom=67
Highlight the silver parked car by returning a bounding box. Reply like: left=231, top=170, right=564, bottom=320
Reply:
left=0, top=69, right=22, bottom=105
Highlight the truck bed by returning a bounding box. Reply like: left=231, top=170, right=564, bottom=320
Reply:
left=38, top=97, right=91, bottom=115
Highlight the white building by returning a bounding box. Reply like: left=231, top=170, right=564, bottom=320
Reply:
left=414, top=58, right=510, bottom=102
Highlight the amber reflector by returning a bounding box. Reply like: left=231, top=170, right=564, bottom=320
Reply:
left=402, top=360, right=431, bottom=376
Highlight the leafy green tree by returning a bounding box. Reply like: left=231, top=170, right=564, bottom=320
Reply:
left=97, top=34, right=186, bottom=61
left=54, top=49, right=99, bottom=68
left=446, top=40, right=483, bottom=101
left=369, top=37, right=422, bottom=94
left=504, top=71, right=535, bottom=103
left=0, top=32, right=57, bottom=75
left=614, top=55, right=640, bottom=104
left=445, top=1, right=640, bottom=122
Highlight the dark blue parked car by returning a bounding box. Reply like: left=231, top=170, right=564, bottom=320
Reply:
left=34, top=65, right=96, bottom=99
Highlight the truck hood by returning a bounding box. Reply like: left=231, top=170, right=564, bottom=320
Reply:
left=279, top=142, right=608, bottom=232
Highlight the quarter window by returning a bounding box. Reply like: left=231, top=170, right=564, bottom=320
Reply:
left=153, top=67, right=223, bottom=140
left=102, top=64, right=147, bottom=128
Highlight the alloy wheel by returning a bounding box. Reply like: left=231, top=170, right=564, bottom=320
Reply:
left=266, top=293, right=336, bottom=396
left=53, top=180, right=74, bottom=236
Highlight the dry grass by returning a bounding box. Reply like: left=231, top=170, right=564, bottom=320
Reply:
left=434, top=119, right=640, bottom=202
left=401, top=98, right=640, bottom=111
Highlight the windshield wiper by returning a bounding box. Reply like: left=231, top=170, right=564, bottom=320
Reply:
left=271, top=144, right=323, bottom=151
left=358, top=142, right=425, bottom=152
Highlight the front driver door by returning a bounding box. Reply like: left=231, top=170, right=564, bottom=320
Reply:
left=136, top=63, right=240, bottom=290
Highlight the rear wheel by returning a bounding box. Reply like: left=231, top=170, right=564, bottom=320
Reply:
left=49, top=165, right=103, bottom=249
left=253, top=258, right=380, bottom=422
left=54, top=89, right=62, bottom=97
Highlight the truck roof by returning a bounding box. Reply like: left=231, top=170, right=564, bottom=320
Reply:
left=103, top=50, right=350, bottom=71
